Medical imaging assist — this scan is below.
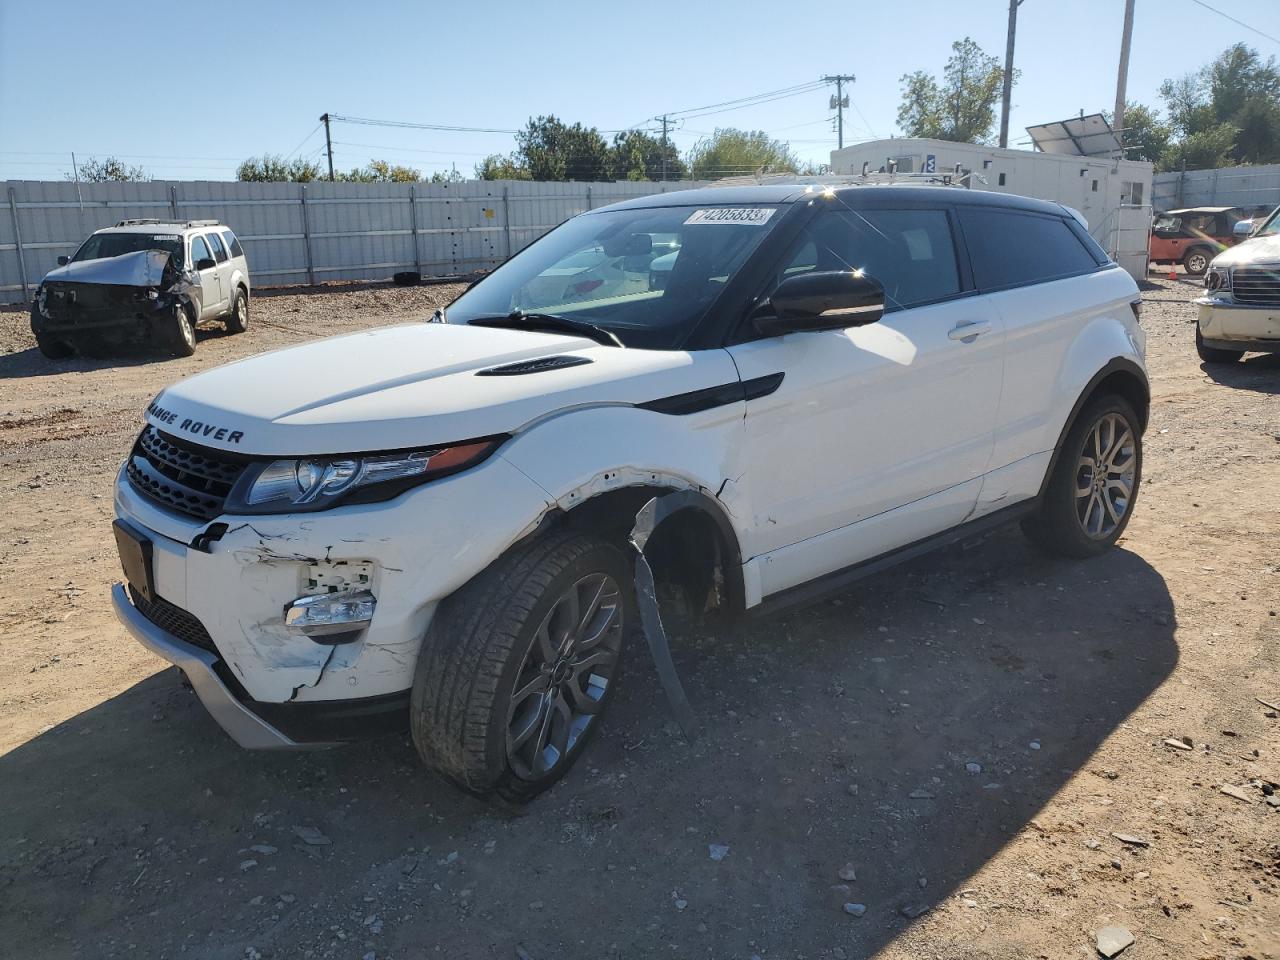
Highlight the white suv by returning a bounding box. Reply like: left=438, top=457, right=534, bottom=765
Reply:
left=1195, top=204, right=1280, bottom=362
left=31, top=219, right=250, bottom=358
left=110, top=185, right=1148, bottom=801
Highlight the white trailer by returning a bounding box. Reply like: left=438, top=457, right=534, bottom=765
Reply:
left=829, top=138, right=1154, bottom=281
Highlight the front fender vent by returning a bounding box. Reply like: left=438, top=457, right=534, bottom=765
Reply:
left=476, top=355, right=593, bottom=376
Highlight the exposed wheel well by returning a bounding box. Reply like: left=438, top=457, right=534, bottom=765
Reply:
left=548, top=486, right=745, bottom=621
left=1089, top=368, right=1149, bottom=433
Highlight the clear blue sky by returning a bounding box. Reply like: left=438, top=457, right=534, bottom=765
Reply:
left=1, top=0, right=1276, bottom=181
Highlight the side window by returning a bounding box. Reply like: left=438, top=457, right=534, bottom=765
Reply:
left=206, top=232, right=228, bottom=263
left=189, top=234, right=212, bottom=267
left=958, top=209, right=1100, bottom=290
left=778, top=208, right=961, bottom=310
left=221, top=229, right=244, bottom=258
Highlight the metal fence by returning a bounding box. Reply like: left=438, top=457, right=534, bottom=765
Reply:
left=1, top=178, right=711, bottom=304
left=1152, top=164, right=1280, bottom=214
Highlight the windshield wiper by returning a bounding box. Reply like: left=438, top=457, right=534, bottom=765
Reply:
left=467, top=311, right=623, bottom=348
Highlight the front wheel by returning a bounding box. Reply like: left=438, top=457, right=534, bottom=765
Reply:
left=156, top=303, right=196, bottom=357
left=1195, top=326, right=1243, bottom=364
left=410, top=531, right=631, bottom=802
left=1022, top=395, right=1142, bottom=558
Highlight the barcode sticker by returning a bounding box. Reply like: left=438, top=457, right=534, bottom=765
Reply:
left=684, top=208, right=776, bottom=226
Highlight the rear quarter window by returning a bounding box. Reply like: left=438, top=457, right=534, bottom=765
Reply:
left=221, top=229, right=244, bottom=258
left=959, top=208, right=1102, bottom=290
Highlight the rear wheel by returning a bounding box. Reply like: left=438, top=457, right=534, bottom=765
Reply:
left=410, top=531, right=631, bottom=802
left=34, top=332, right=74, bottom=359
left=156, top=303, right=196, bottom=356
left=1195, top=326, right=1243, bottom=364
left=1182, top=248, right=1211, bottom=276
left=1022, top=395, right=1142, bottom=558
left=225, top=288, right=248, bottom=334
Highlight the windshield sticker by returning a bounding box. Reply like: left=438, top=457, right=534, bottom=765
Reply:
left=151, top=234, right=180, bottom=241
left=684, top=208, right=776, bottom=226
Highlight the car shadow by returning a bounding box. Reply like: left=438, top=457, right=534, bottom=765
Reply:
left=0, top=527, right=1176, bottom=960
left=0, top=327, right=226, bottom=381
left=1201, top=352, right=1280, bottom=393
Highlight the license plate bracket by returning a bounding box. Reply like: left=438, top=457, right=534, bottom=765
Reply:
left=113, top=520, right=155, bottom=603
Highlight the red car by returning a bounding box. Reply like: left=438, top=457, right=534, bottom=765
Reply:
left=1149, top=206, right=1244, bottom=276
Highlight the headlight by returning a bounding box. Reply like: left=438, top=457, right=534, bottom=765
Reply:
left=1205, top=266, right=1231, bottom=292
left=224, top=438, right=503, bottom=514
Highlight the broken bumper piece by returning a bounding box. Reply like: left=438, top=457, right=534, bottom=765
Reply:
left=112, top=583, right=315, bottom=749
left=112, top=583, right=410, bottom=748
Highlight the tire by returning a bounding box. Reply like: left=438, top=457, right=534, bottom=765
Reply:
left=410, top=531, right=633, bottom=803
left=156, top=302, right=196, bottom=357
left=225, top=288, right=248, bottom=334
left=1195, top=326, right=1243, bottom=364
left=393, top=271, right=422, bottom=287
left=1022, top=394, right=1142, bottom=559
left=34, top=332, right=74, bottom=359
left=1182, top=248, right=1211, bottom=276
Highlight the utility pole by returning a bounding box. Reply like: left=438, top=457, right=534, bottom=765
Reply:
left=822, top=75, right=855, bottom=150
left=659, top=114, right=671, bottom=181
left=999, top=0, right=1024, bottom=149
left=1113, top=0, right=1136, bottom=156
left=320, top=113, right=335, bottom=182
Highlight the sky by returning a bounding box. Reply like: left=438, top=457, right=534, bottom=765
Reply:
left=1, top=0, right=1276, bottom=182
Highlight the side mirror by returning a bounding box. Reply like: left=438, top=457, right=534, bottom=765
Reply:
left=56, top=255, right=70, bottom=266
left=754, top=271, right=886, bottom=336
left=196, top=257, right=217, bottom=271
left=1233, top=219, right=1254, bottom=238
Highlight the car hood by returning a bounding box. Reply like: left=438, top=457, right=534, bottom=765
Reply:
left=1212, top=233, right=1280, bottom=267
left=42, top=249, right=173, bottom=287
left=145, top=322, right=735, bottom=455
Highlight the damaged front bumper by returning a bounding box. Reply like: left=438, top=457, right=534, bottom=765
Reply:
left=111, top=453, right=554, bottom=748
left=34, top=249, right=194, bottom=340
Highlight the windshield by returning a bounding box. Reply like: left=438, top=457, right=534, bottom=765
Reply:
left=72, top=232, right=185, bottom=269
left=1255, top=207, right=1280, bottom=238
left=445, top=204, right=784, bottom=349
left=1152, top=215, right=1182, bottom=234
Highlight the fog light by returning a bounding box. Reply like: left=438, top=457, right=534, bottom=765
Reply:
left=285, top=590, right=376, bottom=640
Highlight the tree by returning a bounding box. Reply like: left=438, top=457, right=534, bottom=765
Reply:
left=897, top=38, right=1008, bottom=144
left=236, top=154, right=322, bottom=182
left=514, top=115, right=611, bottom=181
left=429, top=168, right=465, bottom=184
left=66, top=156, right=150, bottom=182
left=476, top=154, right=532, bottom=180
left=610, top=130, right=686, bottom=181
left=1158, top=43, right=1280, bottom=166
left=1105, top=102, right=1172, bottom=166
left=339, top=159, right=421, bottom=182
left=686, top=128, right=800, bottom=180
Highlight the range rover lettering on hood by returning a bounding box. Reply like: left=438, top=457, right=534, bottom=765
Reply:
left=147, top=400, right=244, bottom=444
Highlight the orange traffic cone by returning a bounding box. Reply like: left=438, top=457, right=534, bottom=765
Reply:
left=1167, top=265, right=1178, bottom=280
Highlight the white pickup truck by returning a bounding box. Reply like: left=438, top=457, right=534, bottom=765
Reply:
left=1195, top=204, right=1280, bottom=362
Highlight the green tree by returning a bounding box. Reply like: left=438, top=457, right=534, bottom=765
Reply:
left=514, top=115, right=611, bottom=181
left=686, top=128, right=800, bottom=180
left=475, top=154, right=531, bottom=180
left=610, top=130, right=686, bottom=181
left=429, top=167, right=465, bottom=183
left=339, top=159, right=422, bottom=182
left=236, top=154, right=322, bottom=182
left=1158, top=43, right=1280, bottom=166
left=897, top=38, right=1008, bottom=143
left=1105, top=102, right=1173, bottom=166
left=66, top=156, right=150, bottom=182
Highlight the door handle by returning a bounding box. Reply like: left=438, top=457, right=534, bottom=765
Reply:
left=948, top=320, right=992, bottom=341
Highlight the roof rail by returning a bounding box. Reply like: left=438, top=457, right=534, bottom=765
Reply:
left=708, top=162, right=987, bottom=190
left=112, top=217, right=222, bottom=228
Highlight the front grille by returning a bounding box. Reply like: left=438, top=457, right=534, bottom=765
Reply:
left=126, top=426, right=248, bottom=521
left=1232, top=266, right=1280, bottom=306
left=129, top=585, right=218, bottom=654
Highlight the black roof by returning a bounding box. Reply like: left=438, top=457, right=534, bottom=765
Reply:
left=597, top=183, right=1071, bottom=218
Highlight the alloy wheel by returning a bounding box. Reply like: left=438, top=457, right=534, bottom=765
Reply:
left=1187, top=253, right=1207, bottom=274
left=506, top=572, right=623, bottom=780
left=1074, top=412, right=1137, bottom=539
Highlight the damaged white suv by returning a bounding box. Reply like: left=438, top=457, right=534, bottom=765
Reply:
left=112, top=185, right=1148, bottom=801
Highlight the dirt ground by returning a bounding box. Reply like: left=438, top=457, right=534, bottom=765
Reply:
left=1, top=273, right=1277, bottom=960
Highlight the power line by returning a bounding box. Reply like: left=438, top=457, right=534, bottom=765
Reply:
left=327, top=114, right=521, bottom=135
left=285, top=123, right=324, bottom=161
left=665, top=80, right=826, bottom=119
left=1187, top=0, right=1280, bottom=45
